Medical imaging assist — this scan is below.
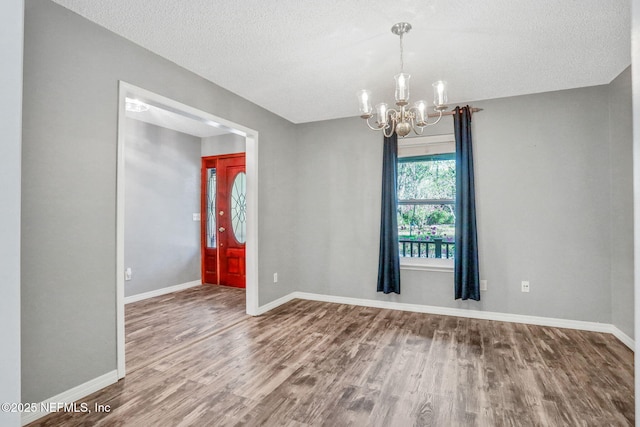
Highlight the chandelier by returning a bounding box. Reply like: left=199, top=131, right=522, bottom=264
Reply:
left=357, top=22, right=448, bottom=138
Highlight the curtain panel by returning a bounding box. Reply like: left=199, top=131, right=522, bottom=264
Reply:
left=453, top=106, right=480, bottom=300
left=377, top=132, right=401, bottom=294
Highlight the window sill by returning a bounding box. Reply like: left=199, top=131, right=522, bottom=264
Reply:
left=400, top=258, right=454, bottom=273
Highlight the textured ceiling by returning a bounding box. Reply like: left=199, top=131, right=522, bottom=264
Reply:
left=52, top=0, right=630, bottom=124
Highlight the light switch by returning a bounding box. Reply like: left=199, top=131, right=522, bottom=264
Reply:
left=193, top=213, right=201, bottom=221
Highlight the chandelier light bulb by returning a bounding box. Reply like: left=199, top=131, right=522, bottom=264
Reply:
left=414, top=100, right=428, bottom=126
left=357, top=89, right=373, bottom=118
left=433, top=80, right=448, bottom=109
left=375, top=103, right=389, bottom=128
left=394, top=73, right=410, bottom=105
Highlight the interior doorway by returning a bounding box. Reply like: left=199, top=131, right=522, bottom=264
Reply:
left=201, top=154, right=246, bottom=288
left=116, top=81, right=259, bottom=379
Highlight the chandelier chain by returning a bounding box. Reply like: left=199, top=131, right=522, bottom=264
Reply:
left=399, top=32, right=404, bottom=73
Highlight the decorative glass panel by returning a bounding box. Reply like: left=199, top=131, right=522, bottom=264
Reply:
left=206, top=168, right=216, bottom=248
left=231, top=172, right=247, bottom=244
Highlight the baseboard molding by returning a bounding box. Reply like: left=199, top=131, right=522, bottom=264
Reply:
left=263, top=292, right=635, bottom=351
left=255, top=292, right=297, bottom=315
left=21, top=370, right=119, bottom=426
left=124, top=280, right=201, bottom=304
left=609, top=325, right=635, bottom=350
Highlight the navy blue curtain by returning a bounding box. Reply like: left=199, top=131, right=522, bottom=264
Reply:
left=454, top=106, right=480, bottom=300
left=377, top=132, right=401, bottom=294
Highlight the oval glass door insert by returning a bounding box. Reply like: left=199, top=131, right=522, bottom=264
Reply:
left=231, top=172, right=247, bottom=244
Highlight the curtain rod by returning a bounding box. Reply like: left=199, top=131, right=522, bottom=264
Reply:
left=427, top=107, right=483, bottom=118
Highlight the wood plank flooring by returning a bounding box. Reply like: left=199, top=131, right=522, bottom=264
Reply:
left=29, top=285, right=634, bottom=426
left=125, top=285, right=248, bottom=372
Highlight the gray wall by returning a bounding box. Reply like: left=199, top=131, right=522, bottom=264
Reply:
left=22, top=0, right=298, bottom=403
left=202, top=133, right=246, bottom=156
left=124, top=119, right=201, bottom=297
left=296, top=82, right=631, bottom=325
left=609, top=67, right=634, bottom=338
left=1, top=0, right=23, bottom=425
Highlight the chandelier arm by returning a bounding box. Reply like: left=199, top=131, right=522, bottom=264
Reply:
left=382, top=122, right=395, bottom=138
left=365, top=117, right=383, bottom=131
left=419, top=109, right=443, bottom=127
left=406, top=107, right=424, bottom=135
left=383, top=109, right=400, bottom=138
left=411, top=119, right=425, bottom=136
left=429, top=110, right=444, bottom=126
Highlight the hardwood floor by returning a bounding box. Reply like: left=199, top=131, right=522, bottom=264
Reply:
left=29, top=285, right=634, bottom=426
left=125, top=285, right=248, bottom=372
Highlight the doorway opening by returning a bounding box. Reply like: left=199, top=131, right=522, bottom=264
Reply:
left=116, top=81, right=259, bottom=379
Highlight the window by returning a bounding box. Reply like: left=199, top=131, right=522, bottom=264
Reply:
left=397, top=135, right=456, bottom=269
left=206, top=167, right=217, bottom=248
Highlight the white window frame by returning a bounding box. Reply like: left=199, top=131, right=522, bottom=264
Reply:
left=398, top=134, right=455, bottom=272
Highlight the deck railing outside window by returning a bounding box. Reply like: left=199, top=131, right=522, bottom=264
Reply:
left=399, top=238, right=455, bottom=259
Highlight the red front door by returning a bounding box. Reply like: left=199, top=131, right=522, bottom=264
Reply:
left=201, top=154, right=246, bottom=288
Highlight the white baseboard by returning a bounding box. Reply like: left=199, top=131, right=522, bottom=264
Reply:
left=124, top=280, right=201, bottom=304
left=258, top=291, right=635, bottom=351
left=255, top=292, right=297, bottom=315
left=21, top=370, right=118, bottom=426
left=609, top=325, right=635, bottom=350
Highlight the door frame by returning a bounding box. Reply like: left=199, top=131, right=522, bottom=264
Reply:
left=116, top=81, right=260, bottom=379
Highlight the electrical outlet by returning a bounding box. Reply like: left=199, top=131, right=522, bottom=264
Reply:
left=480, top=280, right=487, bottom=291
left=125, top=267, right=132, bottom=281
left=273, top=273, right=278, bottom=283
left=521, top=280, right=530, bottom=293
